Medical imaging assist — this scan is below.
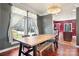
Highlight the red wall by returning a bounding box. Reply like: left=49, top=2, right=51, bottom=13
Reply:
left=54, top=19, right=76, bottom=36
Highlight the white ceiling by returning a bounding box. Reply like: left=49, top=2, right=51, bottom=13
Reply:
left=13, top=3, right=79, bottom=16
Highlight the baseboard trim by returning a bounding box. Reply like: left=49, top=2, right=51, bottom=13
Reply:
left=0, top=45, right=19, bottom=53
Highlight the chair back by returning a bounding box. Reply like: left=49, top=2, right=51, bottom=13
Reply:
left=22, top=35, right=30, bottom=37
left=32, top=34, right=37, bottom=36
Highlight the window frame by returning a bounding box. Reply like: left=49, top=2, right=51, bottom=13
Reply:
left=8, top=6, right=38, bottom=44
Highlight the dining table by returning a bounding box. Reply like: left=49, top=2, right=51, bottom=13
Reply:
left=15, top=34, right=56, bottom=56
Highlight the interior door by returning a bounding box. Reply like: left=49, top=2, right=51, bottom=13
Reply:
left=63, top=23, right=72, bottom=42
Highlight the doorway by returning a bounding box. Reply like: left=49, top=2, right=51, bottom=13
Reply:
left=63, top=23, right=72, bottom=42
left=54, top=20, right=76, bottom=47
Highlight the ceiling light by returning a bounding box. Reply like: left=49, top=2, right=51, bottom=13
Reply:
left=48, top=4, right=62, bottom=14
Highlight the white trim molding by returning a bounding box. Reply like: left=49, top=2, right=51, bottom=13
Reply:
left=0, top=45, right=19, bottom=53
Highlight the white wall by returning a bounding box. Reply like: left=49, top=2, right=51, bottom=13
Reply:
left=53, top=13, right=76, bottom=21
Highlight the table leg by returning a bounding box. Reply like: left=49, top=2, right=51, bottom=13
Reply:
left=18, top=42, right=22, bottom=56
left=33, top=46, right=37, bottom=56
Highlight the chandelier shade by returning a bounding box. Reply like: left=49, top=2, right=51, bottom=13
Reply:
left=48, top=4, right=62, bottom=14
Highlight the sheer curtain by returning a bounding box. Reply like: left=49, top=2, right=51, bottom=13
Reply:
left=8, top=6, right=39, bottom=44
left=8, top=6, right=27, bottom=44
left=8, top=14, right=25, bottom=43
left=28, top=12, right=39, bottom=35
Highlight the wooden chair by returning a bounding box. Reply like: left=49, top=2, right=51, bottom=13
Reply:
left=36, top=42, right=53, bottom=56
left=22, top=35, right=30, bottom=37
left=54, top=35, right=59, bottom=49
left=54, top=29, right=59, bottom=49
left=32, top=34, right=37, bottom=36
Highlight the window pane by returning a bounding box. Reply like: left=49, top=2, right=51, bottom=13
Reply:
left=11, top=14, right=25, bottom=40
left=28, top=17, right=36, bottom=34
left=9, top=6, right=27, bottom=42
left=64, top=23, right=71, bottom=32
left=27, top=12, right=38, bottom=35
left=12, top=6, right=27, bottom=16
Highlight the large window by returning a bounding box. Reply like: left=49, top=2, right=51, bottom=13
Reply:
left=27, top=12, right=38, bottom=35
left=8, top=6, right=38, bottom=44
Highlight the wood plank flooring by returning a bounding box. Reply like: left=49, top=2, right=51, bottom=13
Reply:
left=0, top=43, right=79, bottom=56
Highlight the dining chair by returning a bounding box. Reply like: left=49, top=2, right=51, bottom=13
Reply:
left=54, top=34, right=59, bottom=49
left=32, top=34, right=37, bottom=36
left=22, top=35, right=30, bottom=37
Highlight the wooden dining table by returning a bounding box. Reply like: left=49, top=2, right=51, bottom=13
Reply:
left=15, top=34, right=56, bottom=56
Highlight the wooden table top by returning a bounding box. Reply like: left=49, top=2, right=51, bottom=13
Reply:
left=15, top=34, right=55, bottom=46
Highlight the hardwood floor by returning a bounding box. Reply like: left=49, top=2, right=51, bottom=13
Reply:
left=0, top=48, right=19, bottom=56
left=58, top=36, right=76, bottom=47
left=0, top=35, right=78, bottom=56
left=0, top=43, right=79, bottom=56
